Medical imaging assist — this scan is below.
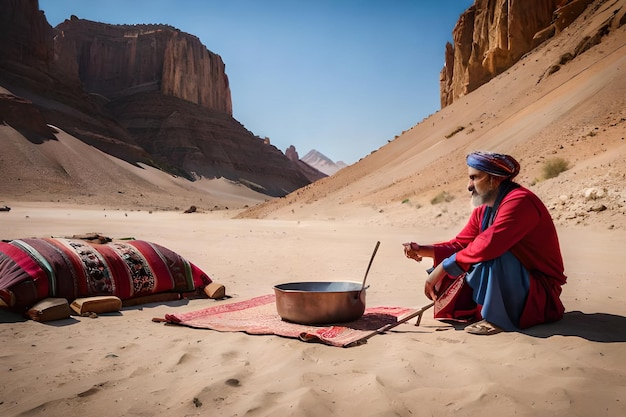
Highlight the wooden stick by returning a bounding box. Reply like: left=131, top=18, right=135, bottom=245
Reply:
left=345, top=302, right=434, bottom=347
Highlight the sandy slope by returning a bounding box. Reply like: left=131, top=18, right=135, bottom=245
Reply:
left=237, top=9, right=626, bottom=231
left=0, top=123, right=269, bottom=211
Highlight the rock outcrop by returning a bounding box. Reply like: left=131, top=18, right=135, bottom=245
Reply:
left=0, top=93, right=56, bottom=142
left=440, top=0, right=596, bottom=107
left=0, top=0, right=318, bottom=198
left=285, top=145, right=300, bottom=162
left=285, top=145, right=327, bottom=183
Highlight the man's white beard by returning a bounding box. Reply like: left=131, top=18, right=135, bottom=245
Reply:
left=471, top=192, right=482, bottom=207
left=471, top=187, right=499, bottom=207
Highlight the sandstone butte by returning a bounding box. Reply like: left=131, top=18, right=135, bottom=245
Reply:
left=0, top=0, right=321, bottom=202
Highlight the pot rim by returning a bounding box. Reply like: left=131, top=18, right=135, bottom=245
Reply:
left=273, top=281, right=365, bottom=293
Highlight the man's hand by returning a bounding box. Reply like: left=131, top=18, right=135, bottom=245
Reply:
left=424, top=277, right=438, bottom=301
left=403, top=242, right=423, bottom=262
left=424, top=263, right=446, bottom=301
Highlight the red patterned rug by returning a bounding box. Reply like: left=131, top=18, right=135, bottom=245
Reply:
left=161, top=294, right=419, bottom=347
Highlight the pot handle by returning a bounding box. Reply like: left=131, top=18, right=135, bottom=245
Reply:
left=360, top=241, right=380, bottom=292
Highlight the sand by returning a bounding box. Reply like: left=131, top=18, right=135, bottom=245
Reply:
left=1, top=203, right=625, bottom=417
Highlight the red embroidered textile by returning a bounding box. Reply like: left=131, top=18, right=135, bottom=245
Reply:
left=432, top=274, right=481, bottom=323
left=163, top=294, right=418, bottom=347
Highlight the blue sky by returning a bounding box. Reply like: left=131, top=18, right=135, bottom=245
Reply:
left=40, top=0, right=474, bottom=164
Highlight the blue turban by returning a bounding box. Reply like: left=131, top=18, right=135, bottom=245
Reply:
left=466, top=151, right=520, bottom=179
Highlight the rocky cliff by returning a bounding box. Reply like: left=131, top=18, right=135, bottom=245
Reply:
left=54, top=17, right=232, bottom=114
left=440, top=0, right=596, bottom=107
left=0, top=0, right=318, bottom=199
left=0, top=0, right=53, bottom=66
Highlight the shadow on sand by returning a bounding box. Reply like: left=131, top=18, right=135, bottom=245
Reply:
left=522, top=311, right=626, bottom=342
left=0, top=298, right=193, bottom=324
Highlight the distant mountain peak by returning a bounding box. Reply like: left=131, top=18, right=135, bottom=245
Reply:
left=301, top=149, right=348, bottom=176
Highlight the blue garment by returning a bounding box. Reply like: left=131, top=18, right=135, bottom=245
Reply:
left=464, top=251, right=530, bottom=331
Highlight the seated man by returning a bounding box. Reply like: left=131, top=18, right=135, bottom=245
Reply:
left=403, top=151, right=567, bottom=335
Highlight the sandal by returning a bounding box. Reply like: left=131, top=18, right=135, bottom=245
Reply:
left=464, top=319, right=503, bottom=335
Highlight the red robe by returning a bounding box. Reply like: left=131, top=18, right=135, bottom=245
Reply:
left=431, top=186, right=567, bottom=329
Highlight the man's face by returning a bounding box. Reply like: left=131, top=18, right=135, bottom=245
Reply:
left=467, top=167, right=498, bottom=207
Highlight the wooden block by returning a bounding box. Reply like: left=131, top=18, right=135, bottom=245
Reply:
left=70, top=296, right=122, bottom=315
left=204, top=282, right=226, bottom=299
left=26, top=298, right=72, bottom=322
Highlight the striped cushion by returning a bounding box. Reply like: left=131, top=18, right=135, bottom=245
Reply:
left=0, top=238, right=211, bottom=313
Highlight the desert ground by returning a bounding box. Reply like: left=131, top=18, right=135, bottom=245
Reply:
left=0, top=201, right=625, bottom=417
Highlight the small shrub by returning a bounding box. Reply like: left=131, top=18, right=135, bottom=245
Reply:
left=401, top=198, right=410, bottom=204
left=431, top=191, right=454, bottom=205
left=559, top=53, right=574, bottom=65
left=542, top=157, right=570, bottom=179
left=445, top=126, right=465, bottom=139
left=547, top=64, right=561, bottom=75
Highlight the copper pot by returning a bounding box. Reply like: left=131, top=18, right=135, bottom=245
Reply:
left=273, top=281, right=367, bottom=325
